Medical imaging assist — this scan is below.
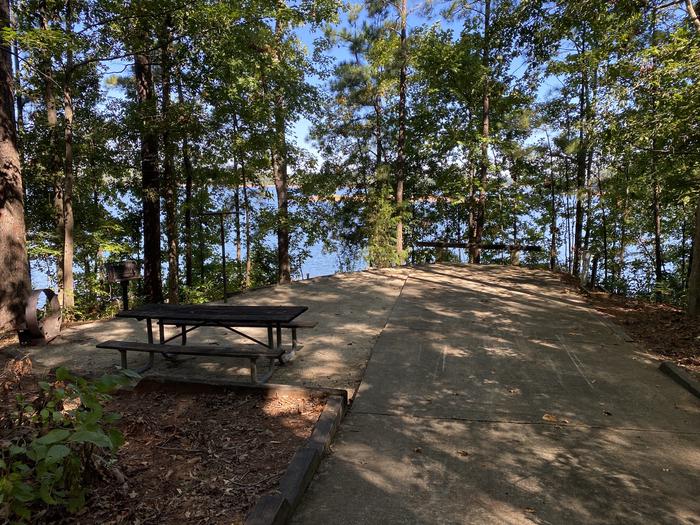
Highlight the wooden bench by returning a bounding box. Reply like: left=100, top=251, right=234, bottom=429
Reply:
left=156, top=319, right=318, bottom=349
left=96, top=340, right=283, bottom=384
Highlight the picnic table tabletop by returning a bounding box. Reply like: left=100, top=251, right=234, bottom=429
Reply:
left=116, top=304, right=308, bottom=324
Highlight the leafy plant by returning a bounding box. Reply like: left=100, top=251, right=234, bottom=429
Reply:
left=0, top=367, right=138, bottom=522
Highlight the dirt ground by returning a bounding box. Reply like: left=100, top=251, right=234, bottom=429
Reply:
left=0, top=358, right=325, bottom=524
left=559, top=272, right=700, bottom=377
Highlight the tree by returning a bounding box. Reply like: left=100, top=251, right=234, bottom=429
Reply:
left=0, top=0, right=30, bottom=331
left=133, top=12, right=163, bottom=303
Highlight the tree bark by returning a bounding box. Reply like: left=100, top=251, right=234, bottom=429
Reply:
left=472, top=0, right=490, bottom=264
left=373, top=96, right=383, bottom=175
left=178, top=80, right=193, bottom=288
left=573, top=66, right=587, bottom=277
left=684, top=0, right=700, bottom=313
left=62, top=0, right=75, bottom=309
left=161, top=23, right=178, bottom=303
left=271, top=14, right=291, bottom=284
left=651, top=170, right=664, bottom=284
left=271, top=139, right=291, bottom=284
left=234, top=182, right=241, bottom=261
left=546, top=134, right=557, bottom=270
left=39, top=11, right=65, bottom=300
left=241, top=161, right=251, bottom=288
left=685, top=0, right=700, bottom=32
left=135, top=45, right=163, bottom=303
left=596, top=169, right=609, bottom=284
left=395, top=0, right=407, bottom=262
left=0, top=0, right=30, bottom=331
left=688, top=201, right=700, bottom=315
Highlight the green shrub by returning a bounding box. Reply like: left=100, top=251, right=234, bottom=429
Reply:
left=0, top=367, right=137, bottom=522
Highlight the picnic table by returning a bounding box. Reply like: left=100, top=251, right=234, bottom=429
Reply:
left=96, top=304, right=311, bottom=383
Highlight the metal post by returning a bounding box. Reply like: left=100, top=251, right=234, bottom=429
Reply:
left=145, top=318, right=155, bottom=370
left=121, top=280, right=129, bottom=310
left=221, top=213, right=227, bottom=303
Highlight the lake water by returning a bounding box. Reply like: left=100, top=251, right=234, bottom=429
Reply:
left=29, top=187, right=369, bottom=291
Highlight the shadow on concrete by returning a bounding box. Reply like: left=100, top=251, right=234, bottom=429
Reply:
left=292, top=264, right=700, bottom=524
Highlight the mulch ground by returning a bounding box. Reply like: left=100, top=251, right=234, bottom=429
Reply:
left=558, top=272, right=700, bottom=378
left=0, top=356, right=325, bottom=524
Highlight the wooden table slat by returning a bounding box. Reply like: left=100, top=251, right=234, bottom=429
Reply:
left=116, top=304, right=308, bottom=324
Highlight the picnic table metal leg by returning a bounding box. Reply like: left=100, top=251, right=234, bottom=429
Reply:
left=292, top=328, right=298, bottom=350
left=181, top=324, right=187, bottom=345
left=267, top=326, right=273, bottom=349
left=157, top=319, right=178, bottom=361
left=276, top=323, right=282, bottom=350
left=144, top=318, right=155, bottom=371
left=120, top=350, right=127, bottom=369
left=250, top=358, right=258, bottom=383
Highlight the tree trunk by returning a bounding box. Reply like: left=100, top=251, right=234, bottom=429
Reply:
left=395, top=0, right=407, bottom=262
left=39, top=12, right=65, bottom=300
left=178, top=81, right=193, bottom=288
left=687, top=200, right=700, bottom=315
left=618, top=169, right=629, bottom=285
left=683, top=0, right=700, bottom=314
left=183, top=139, right=193, bottom=288
left=241, top=161, right=251, bottom=288
left=272, top=141, right=291, bottom=284
left=0, top=0, right=30, bottom=331
left=12, top=36, right=21, bottom=140
left=373, top=97, right=383, bottom=174
left=573, top=62, right=587, bottom=278
left=596, top=170, right=609, bottom=284
left=652, top=171, right=663, bottom=284
left=589, top=254, right=599, bottom=290
left=62, top=0, right=75, bottom=309
left=235, top=182, right=241, bottom=263
left=472, top=0, right=490, bottom=264
left=546, top=136, right=557, bottom=270
left=685, top=0, right=700, bottom=33
left=135, top=45, right=163, bottom=303
left=271, top=15, right=291, bottom=284
left=161, top=24, right=178, bottom=304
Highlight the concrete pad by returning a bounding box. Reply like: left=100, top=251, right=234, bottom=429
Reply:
left=295, top=413, right=700, bottom=525
left=292, top=264, right=700, bottom=524
left=5, top=267, right=410, bottom=398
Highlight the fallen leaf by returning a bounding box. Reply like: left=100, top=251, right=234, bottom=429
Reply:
left=414, top=447, right=422, bottom=454
left=457, top=450, right=469, bottom=457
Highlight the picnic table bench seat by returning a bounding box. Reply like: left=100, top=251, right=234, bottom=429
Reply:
left=96, top=340, right=286, bottom=384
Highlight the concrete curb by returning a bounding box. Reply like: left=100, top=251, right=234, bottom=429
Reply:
left=659, top=361, right=700, bottom=399
left=244, top=394, right=347, bottom=525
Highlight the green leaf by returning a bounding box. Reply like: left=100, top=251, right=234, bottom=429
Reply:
left=107, top=428, right=124, bottom=449
left=13, top=481, right=35, bottom=503
left=36, top=429, right=70, bottom=445
left=9, top=445, right=26, bottom=457
left=68, top=430, right=112, bottom=448
left=39, top=484, right=57, bottom=504
left=55, top=368, right=73, bottom=381
left=45, top=445, right=71, bottom=465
